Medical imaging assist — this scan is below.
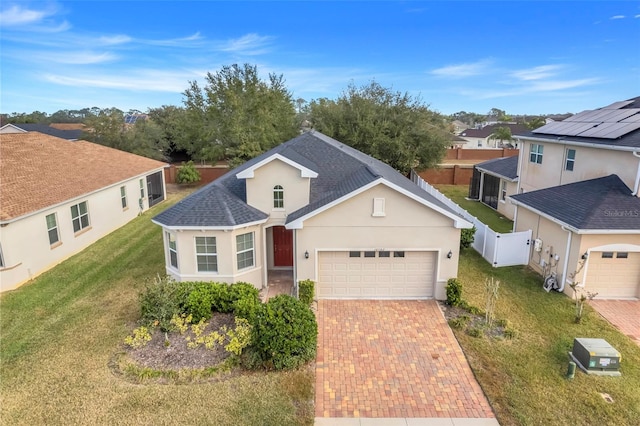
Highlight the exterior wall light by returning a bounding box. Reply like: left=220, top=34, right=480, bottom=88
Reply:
left=447, top=250, right=453, bottom=259
left=304, top=250, right=309, bottom=259
left=581, top=252, right=588, bottom=260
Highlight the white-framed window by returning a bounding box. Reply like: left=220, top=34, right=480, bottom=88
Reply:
left=501, top=181, right=507, bottom=201
left=195, top=236, right=217, bottom=272
left=236, top=232, right=255, bottom=270
left=601, top=252, right=614, bottom=259
left=120, top=185, right=128, bottom=209
left=139, top=179, right=145, bottom=199
left=529, top=144, right=543, bottom=164
left=167, top=232, right=178, bottom=269
left=372, top=198, right=385, bottom=217
left=565, top=149, right=576, bottom=171
left=616, top=252, right=628, bottom=259
left=378, top=251, right=390, bottom=258
left=273, top=185, right=284, bottom=208
left=71, top=201, right=90, bottom=233
left=364, top=251, right=375, bottom=258
left=394, top=251, right=405, bottom=258
left=46, top=213, right=60, bottom=245
left=349, top=251, right=361, bottom=258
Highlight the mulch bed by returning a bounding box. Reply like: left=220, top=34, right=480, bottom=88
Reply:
left=126, top=312, right=236, bottom=370
left=438, top=301, right=510, bottom=339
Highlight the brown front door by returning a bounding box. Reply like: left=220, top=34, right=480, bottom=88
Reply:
left=273, top=226, right=293, bottom=267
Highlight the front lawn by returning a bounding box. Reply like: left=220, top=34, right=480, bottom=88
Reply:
left=455, top=249, right=640, bottom=425
left=0, top=191, right=314, bottom=425
left=436, top=184, right=513, bottom=233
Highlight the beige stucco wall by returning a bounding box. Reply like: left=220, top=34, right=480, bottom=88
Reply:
left=515, top=206, right=640, bottom=297
left=163, top=224, right=264, bottom=289
left=519, top=139, right=639, bottom=194
left=244, top=159, right=311, bottom=223
left=497, top=179, right=517, bottom=220
left=0, top=171, right=165, bottom=292
left=295, top=183, right=462, bottom=300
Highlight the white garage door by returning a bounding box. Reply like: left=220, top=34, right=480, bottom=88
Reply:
left=318, top=251, right=436, bottom=299
left=587, top=251, right=640, bottom=299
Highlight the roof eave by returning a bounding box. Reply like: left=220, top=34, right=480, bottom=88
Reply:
left=514, top=134, right=640, bottom=152
left=151, top=218, right=268, bottom=231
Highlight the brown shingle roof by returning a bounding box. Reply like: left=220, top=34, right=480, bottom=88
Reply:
left=0, top=132, right=166, bottom=221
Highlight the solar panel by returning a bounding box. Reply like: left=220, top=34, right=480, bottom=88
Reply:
left=602, top=100, right=634, bottom=110
left=595, top=122, right=640, bottom=139
left=620, top=110, right=640, bottom=122
left=576, top=122, right=620, bottom=138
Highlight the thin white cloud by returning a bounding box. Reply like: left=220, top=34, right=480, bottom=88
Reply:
left=38, top=51, right=118, bottom=65
left=610, top=15, right=625, bottom=20
left=218, top=33, right=274, bottom=55
left=430, top=60, right=493, bottom=78
left=511, top=65, right=564, bottom=81
left=0, top=5, right=49, bottom=26
left=42, top=69, right=202, bottom=92
left=98, top=35, right=133, bottom=46
left=635, top=14, right=640, bottom=18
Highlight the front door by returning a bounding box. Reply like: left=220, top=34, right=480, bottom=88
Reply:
left=273, top=226, right=293, bottom=267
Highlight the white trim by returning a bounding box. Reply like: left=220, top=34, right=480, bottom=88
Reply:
left=515, top=135, right=640, bottom=152
left=509, top=197, right=640, bottom=234
left=286, top=178, right=473, bottom=230
left=475, top=167, right=518, bottom=183
left=236, top=153, right=318, bottom=179
left=153, top=218, right=268, bottom=231
left=581, top=244, right=640, bottom=289
left=171, top=266, right=263, bottom=281
left=0, top=124, right=28, bottom=133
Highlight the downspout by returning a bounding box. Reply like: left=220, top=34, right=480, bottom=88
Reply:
left=632, top=151, right=640, bottom=196
left=559, top=226, right=572, bottom=292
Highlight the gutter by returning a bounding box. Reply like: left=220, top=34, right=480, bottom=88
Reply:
left=559, top=226, right=573, bottom=292
left=632, top=151, right=640, bottom=196
left=517, top=135, right=639, bottom=153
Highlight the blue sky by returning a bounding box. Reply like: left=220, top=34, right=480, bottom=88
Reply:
left=1, top=1, right=639, bottom=116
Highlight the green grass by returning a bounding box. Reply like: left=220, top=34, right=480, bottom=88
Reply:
left=436, top=184, right=513, bottom=233
left=456, top=250, right=640, bottom=426
left=0, top=191, right=314, bottom=426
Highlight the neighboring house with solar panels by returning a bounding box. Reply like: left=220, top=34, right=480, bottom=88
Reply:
left=507, top=97, right=640, bottom=300
left=0, top=132, right=167, bottom=292
left=153, top=131, right=473, bottom=300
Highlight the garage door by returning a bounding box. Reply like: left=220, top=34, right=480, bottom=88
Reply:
left=587, top=251, right=640, bottom=299
left=318, top=251, right=436, bottom=299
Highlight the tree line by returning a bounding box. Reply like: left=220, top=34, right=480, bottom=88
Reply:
left=1, top=63, right=551, bottom=173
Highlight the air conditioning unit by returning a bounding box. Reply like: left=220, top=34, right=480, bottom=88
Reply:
left=570, top=338, right=621, bottom=376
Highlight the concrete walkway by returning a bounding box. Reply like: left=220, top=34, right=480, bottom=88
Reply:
left=591, top=300, right=640, bottom=347
left=315, top=300, right=496, bottom=424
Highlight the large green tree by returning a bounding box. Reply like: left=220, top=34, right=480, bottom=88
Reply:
left=182, top=64, right=298, bottom=166
left=309, top=82, right=450, bottom=173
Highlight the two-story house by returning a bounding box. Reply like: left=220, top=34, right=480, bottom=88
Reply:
left=509, top=97, right=640, bottom=299
left=153, top=131, right=473, bottom=301
left=0, top=132, right=167, bottom=292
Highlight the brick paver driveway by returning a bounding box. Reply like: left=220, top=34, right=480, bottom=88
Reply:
left=591, top=300, right=640, bottom=346
left=315, top=300, right=496, bottom=419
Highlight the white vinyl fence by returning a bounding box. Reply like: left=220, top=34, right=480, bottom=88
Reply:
left=411, top=170, right=531, bottom=267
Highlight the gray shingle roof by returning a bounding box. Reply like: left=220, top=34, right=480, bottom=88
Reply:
left=460, top=123, right=528, bottom=138
left=154, top=131, right=463, bottom=228
left=475, top=156, right=518, bottom=181
left=509, top=175, right=640, bottom=231
left=13, top=124, right=83, bottom=140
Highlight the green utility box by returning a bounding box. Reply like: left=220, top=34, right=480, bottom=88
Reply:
left=570, top=338, right=621, bottom=376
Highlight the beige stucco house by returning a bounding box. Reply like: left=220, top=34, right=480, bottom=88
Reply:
left=459, top=123, right=528, bottom=149
left=153, top=131, right=472, bottom=300
left=509, top=97, right=640, bottom=299
left=0, top=132, right=167, bottom=292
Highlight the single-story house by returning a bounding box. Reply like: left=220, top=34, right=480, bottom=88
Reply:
left=468, top=156, right=518, bottom=220
left=0, top=132, right=167, bottom=292
left=153, top=131, right=472, bottom=300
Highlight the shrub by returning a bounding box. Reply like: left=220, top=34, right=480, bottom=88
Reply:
left=124, top=326, right=152, bottom=348
left=298, top=279, right=315, bottom=306
left=176, top=161, right=201, bottom=184
left=186, top=282, right=215, bottom=322
left=467, top=327, right=484, bottom=338
left=460, top=226, right=476, bottom=249
left=233, top=295, right=262, bottom=323
left=249, top=295, right=317, bottom=370
left=446, top=278, right=463, bottom=306
left=139, top=275, right=182, bottom=331
left=448, top=315, right=470, bottom=330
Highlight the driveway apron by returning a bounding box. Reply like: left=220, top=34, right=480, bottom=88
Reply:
left=591, top=300, right=640, bottom=347
left=315, top=300, right=496, bottom=419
